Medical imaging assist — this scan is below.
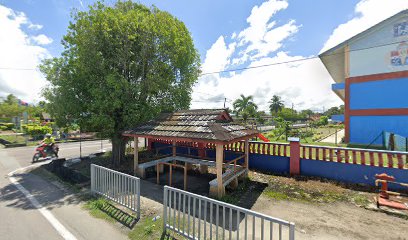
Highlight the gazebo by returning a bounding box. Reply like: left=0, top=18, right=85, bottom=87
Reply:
left=123, top=109, right=258, bottom=198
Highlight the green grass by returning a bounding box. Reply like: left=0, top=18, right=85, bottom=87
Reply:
left=84, top=198, right=117, bottom=224
left=261, top=176, right=371, bottom=206
left=128, top=217, right=164, bottom=240
left=0, top=134, right=27, bottom=144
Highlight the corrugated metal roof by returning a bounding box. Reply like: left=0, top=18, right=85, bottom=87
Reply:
left=124, top=109, right=258, bottom=142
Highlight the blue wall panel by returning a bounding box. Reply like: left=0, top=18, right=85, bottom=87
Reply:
left=300, top=159, right=408, bottom=190
left=332, top=82, right=345, bottom=90
left=331, top=114, right=344, bottom=122
left=152, top=142, right=408, bottom=190
left=349, top=77, right=408, bottom=110
left=349, top=115, right=408, bottom=144
left=249, top=154, right=290, bottom=175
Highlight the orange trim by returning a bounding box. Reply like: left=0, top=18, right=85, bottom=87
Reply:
left=348, top=70, right=408, bottom=84
left=344, top=78, right=350, bottom=143
left=349, top=108, right=408, bottom=116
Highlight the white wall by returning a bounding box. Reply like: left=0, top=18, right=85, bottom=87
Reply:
left=349, top=14, right=408, bottom=77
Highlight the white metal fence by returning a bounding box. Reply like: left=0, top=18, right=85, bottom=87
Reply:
left=163, top=186, right=295, bottom=240
left=90, top=164, right=140, bottom=218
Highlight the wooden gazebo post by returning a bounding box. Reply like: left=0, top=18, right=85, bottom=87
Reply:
left=133, top=136, right=139, bottom=175
left=216, top=143, right=224, bottom=197
left=244, top=139, right=249, bottom=170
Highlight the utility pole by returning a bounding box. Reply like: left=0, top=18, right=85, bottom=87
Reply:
left=223, top=98, right=226, bottom=109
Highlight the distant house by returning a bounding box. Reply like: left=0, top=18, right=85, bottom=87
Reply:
left=41, top=112, right=53, bottom=122
left=309, top=114, right=322, bottom=122
left=319, top=10, right=408, bottom=145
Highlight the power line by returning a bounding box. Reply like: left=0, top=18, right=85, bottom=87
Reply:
left=199, top=40, right=405, bottom=76
left=0, top=40, right=403, bottom=73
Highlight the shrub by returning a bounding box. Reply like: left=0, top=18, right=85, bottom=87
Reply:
left=0, top=122, right=15, bottom=130
left=22, top=124, right=52, bottom=138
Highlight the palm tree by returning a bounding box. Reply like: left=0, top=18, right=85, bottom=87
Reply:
left=269, top=95, right=284, bottom=115
left=233, top=94, right=258, bottom=117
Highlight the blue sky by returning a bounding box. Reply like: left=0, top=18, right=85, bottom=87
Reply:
left=2, top=0, right=358, bottom=59
left=0, top=0, right=406, bottom=111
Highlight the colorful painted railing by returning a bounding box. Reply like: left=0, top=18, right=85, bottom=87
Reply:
left=206, top=141, right=290, bottom=157
left=300, top=145, right=407, bottom=169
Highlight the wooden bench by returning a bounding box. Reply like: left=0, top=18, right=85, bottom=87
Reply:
left=136, top=156, right=217, bottom=178
left=136, top=157, right=174, bottom=178
left=209, top=166, right=248, bottom=197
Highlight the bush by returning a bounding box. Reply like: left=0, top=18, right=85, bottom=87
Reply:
left=22, top=124, right=52, bottom=138
left=0, top=122, right=15, bottom=130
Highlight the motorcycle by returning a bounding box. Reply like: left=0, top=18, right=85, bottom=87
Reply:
left=32, top=143, right=59, bottom=163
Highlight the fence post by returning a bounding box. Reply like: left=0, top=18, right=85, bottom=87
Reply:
left=163, top=186, right=168, bottom=233
left=289, top=137, right=300, bottom=175
left=90, top=164, right=95, bottom=195
left=137, top=178, right=141, bottom=219
left=289, top=223, right=296, bottom=240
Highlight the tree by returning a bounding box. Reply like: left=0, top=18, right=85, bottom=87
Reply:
left=255, top=111, right=266, bottom=125
left=40, top=1, right=200, bottom=165
left=0, top=94, right=22, bottom=118
left=324, top=105, right=344, bottom=116
left=4, top=94, right=18, bottom=105
left=232, top=94, right=258, bottom=119
left=269, top=95, right=284, bottom=115
left=300, top=109, right=314, bottom=119
left=318, top=116, right=329, bottom=126
left=277, top=107, right=300, bottom=122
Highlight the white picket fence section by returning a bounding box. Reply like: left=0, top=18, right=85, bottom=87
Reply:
left=90, top=164, right=140, bottom=218
left=163, top=186, right=295, bottom=240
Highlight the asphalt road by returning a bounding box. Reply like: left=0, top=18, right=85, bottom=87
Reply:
left=0, top=140, right=127, bottom=240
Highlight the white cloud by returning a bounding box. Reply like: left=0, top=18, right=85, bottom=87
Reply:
left=193, top=52, right=339, bottom=112
left=201, top=36, right=236, bottom=73
left=229, top=0, right=300, bottom=66
left=28, top=23, right=43, bottom=30
left=238, top=0, right=289, bottom=46
left=193, top=0, right=338, bottom=112
left=193, top=0, right=406, bottom=112
left=32, top=34, right=53, bottom=45
left=0, top=5, right=51, bottom=102
left=321, top=0, right=408, bottom=52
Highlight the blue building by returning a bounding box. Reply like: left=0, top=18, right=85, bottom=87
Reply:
left=320, top=10, right=408, bottom=146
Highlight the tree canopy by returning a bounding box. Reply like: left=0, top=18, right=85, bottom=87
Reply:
left=269, top=95, right=284, bottom=115
left=232, top=94, right=258, bottom=122
left=40, top=1, right=201, bottom=164
left=324, top=105, right=344, bottom=116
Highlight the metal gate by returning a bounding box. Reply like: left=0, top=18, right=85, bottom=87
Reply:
left=163, top=186, right=295, bottom=240
left=90, top=164, right=140, bottom=218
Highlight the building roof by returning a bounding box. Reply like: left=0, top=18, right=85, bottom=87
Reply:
left=123, top=109, right=258, bottom=143
left=319, top=9, right=408, bottom=101
left=41, top=112, right=52, bottom=120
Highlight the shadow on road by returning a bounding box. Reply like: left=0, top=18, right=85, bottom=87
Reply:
left=0, top=171, right=83, bottom=211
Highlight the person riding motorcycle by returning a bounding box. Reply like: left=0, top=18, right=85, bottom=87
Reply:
left=41, top=133, right=56, bottom=154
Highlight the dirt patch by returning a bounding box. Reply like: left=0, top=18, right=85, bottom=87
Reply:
left=252, top=196, right=407, bottom=240
left=248, top=171, right=374, bottom=206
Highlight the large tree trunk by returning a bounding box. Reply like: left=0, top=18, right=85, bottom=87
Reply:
left=111, top=133, right=126, bottom=167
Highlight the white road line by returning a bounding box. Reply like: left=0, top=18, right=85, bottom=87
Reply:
left=8, top=165, right=78, bottom=240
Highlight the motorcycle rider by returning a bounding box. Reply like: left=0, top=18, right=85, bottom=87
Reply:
left=41, top=133, right=56, bottom=154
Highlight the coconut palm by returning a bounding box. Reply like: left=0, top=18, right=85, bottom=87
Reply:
left=269, top=95, right=284, bottom=115
left=233, top=94, right=258, bottom=117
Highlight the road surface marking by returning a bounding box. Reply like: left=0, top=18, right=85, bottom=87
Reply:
left=8, top=165, right=78, bottom=240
